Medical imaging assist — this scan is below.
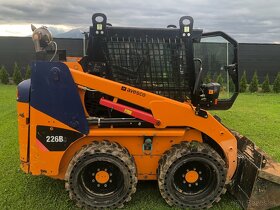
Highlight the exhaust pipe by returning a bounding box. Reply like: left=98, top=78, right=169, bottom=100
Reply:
left=230, top=131, right=280, bottom=210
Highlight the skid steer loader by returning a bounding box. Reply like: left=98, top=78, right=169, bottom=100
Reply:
left=17, top=13, right=280, bottom=209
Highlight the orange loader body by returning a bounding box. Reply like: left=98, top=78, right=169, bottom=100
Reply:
left=18, top=62, right=237, bottom=181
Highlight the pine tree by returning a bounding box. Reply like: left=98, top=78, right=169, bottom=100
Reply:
left=0, top=65, right=9, bottom=84
left=239, top=71, right=248, bottom=93
left=13, top=62, right=22, bottom=85
left=25, top=65, right=31, bottom=79
left=204, top=72, right=212, bottom=83
left=273, top=72, right=280, bottom=93
left=249, top=71, right=259, bottom=93
left=229, top=78, right=235, bottom=92
left=216, top=73, right=224, bottom=89
left=216, top=73, right=224, bottom=84
left=261, top=74, right=270, bottom=93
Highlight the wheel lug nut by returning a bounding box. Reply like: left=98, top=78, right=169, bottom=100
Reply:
left=97, top=168, right=100, bottom=171
left=198, top=171, right=202, bottom=174
left=195, top=183, right=198, bottom=186
left=109, top=173, right=112, bottom=176
left=193, top=168, right=196, bottom=171
left=183, top=181, right=186, bottom=184
left=92, top=179, right=95, bottom=182
left=97, top=184, right=100, bottom=187
left=92, top=173, right=95, bottom=176
left=200, top=177, right=203, bottom=181
left=109, top=180, right=112, bottom=183
left=188, top=184, right=191, bottom=187
left=104, top=168, right=107, bottom=171
left=182, top=174, right=185, bottom=178
left=104, top=184, right=107, bottom=187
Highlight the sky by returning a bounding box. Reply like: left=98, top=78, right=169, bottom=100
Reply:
left=0, top=0, right=279, bottom=43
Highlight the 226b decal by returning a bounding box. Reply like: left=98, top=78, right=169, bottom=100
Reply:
left=46, top=136, right=65, bottom=143
left=36, top=126, right=83, bottom=151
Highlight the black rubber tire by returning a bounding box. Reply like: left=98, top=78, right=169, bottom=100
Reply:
left=65, top=140, right=137, bottom=209
left=157, top=141, right=227, bottom=209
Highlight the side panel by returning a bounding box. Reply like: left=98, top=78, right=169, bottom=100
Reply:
left=29, top=107, right=83, bottom=175
left=17, top=102, right=30, bottom=172
left=30, top=61, right=89, bottom=134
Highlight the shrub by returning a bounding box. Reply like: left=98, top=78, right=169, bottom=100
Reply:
left=273, top=72, right=280, bottom=93
left=13, top=62, right=22, bottom=85
left=262, top=74, right=271, bottom=93
left=239, top=71, right=247, bottom=93
left=25, top=65, right=31, bottom=79
left=204, top=72, right=212, bottom=83
left=249, top=71, right=259, bottom=92
left=216, top=73, right=224, bottom=85
left=229, top=78, right=235, bottom=92
left=0, top=65, right=9, bottom=84
left=215, top=73, right=224, bottom=91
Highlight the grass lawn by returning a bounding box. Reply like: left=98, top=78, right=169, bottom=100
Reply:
left=0, top=84, right=279, bottom=210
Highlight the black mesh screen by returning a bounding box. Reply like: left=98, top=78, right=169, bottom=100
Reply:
left=86, top=15, right=202, bottom=101
left=104, top=37, right=191, bottom=101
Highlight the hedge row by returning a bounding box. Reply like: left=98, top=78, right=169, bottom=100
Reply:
left=0, top=63, right=31, bottom=85
left=240, top=71, right=280, bottom=93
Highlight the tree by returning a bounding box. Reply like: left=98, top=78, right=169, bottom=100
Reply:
left=0, top=65, right=9, bottom=84
left=204, top=72, right=212, bottom=83
left=229, top=78, right=235, bottom=92
left=25, top=65, right=31, bottom=79
left=13, top=62, right=22, bottom=85
left=239, top=71, right=248, bottom=93
left=261, top=74, right=271, bottom=93
left=273, top=72, right=280, bottom=93
left=216, top=73, right=224, bottom=90
left=216, top=73, right=224, bottom=84
left=249, top=71, right=259, bottom=93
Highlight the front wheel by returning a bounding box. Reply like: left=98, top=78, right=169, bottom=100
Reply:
left=65, top=140, right=137, bottom=209
left=158, top=141, right=227, bottom=209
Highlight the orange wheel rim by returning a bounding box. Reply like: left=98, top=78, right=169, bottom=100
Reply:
left=95, top=171, right=110, bottom=184
left=185, top=170, right=199, bottom=183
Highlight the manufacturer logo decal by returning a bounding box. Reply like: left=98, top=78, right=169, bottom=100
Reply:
left=121, top=86, right=146, bottom=97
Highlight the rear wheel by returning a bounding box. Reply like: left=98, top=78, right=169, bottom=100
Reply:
left=65, top=140, right=137, bottom=209
left=158, top=141, right=227, bottom=209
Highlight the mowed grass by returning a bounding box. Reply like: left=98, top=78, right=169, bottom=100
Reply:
left=0, top=84, right=279, bottom=210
